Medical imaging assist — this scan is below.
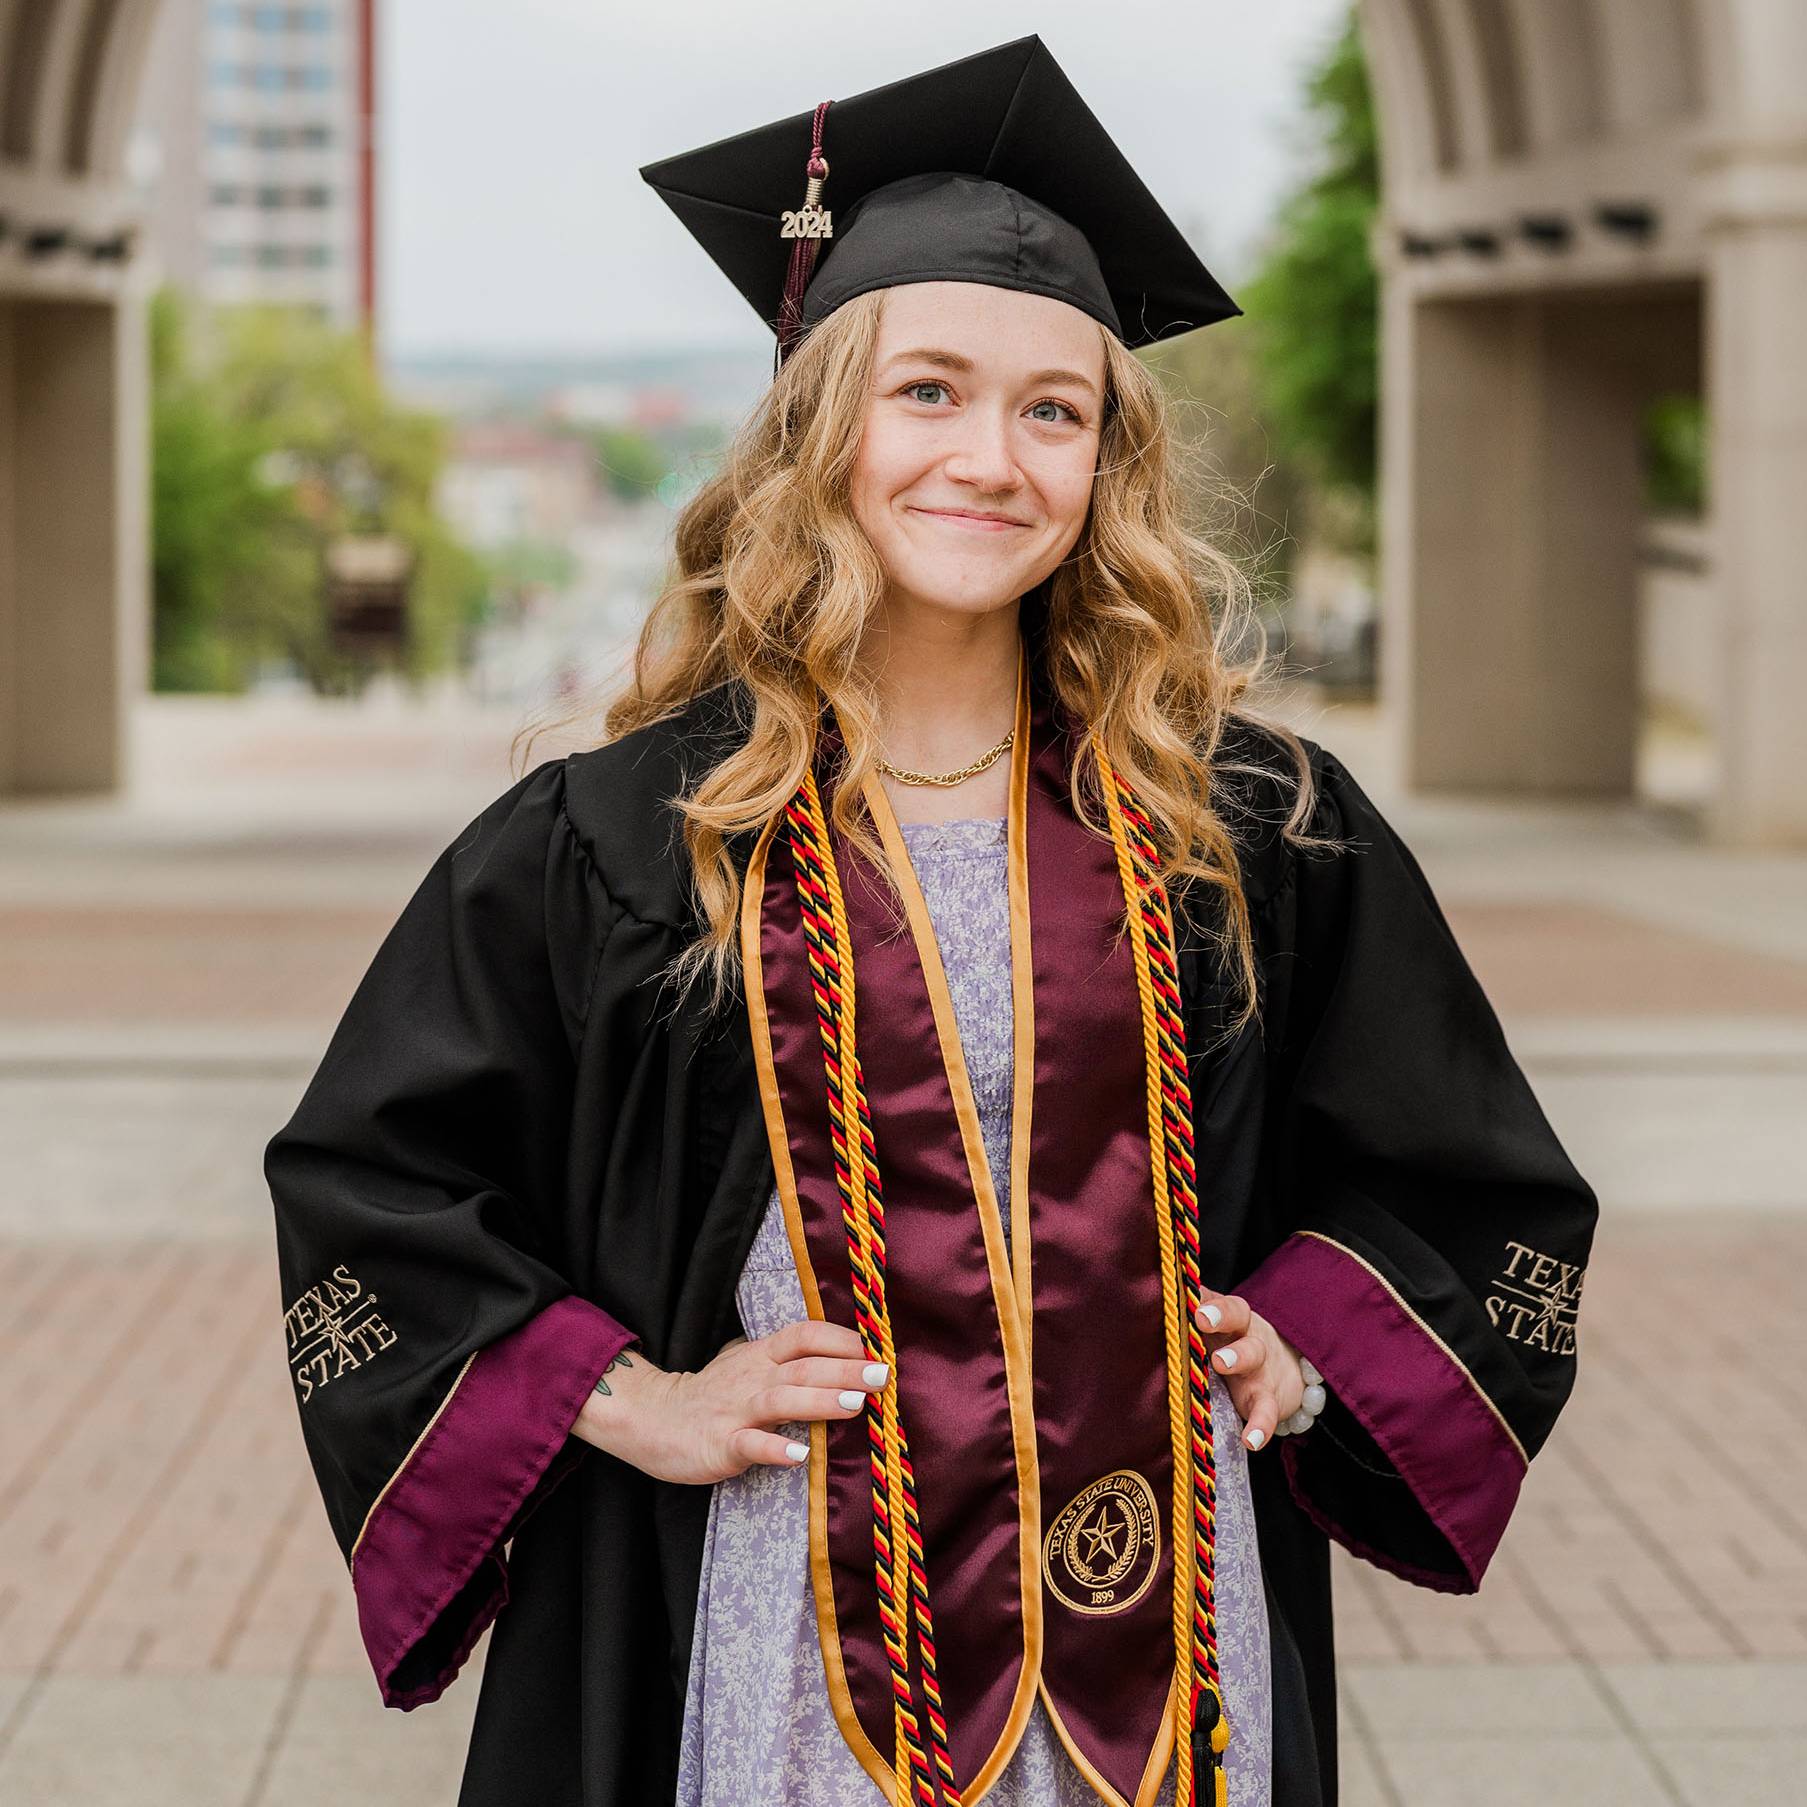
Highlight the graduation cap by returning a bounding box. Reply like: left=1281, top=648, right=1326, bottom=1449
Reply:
left=639, top=34, right=1240, bottom=374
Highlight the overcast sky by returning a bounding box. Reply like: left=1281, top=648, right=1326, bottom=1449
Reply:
left=382, top=0, right=1350, bottom=358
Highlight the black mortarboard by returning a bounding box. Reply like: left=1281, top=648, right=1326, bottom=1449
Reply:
left=639, top=34, right=1240, bottom=374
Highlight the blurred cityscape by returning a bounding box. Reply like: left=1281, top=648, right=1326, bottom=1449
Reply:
left=1, top=1, right=1763, bottom=825
left=2, top=2, right=1805, bottom=1804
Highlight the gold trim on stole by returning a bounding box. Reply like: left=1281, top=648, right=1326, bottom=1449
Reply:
left=1005, top=657, right=1037, bottom=1357
left=739, top=811, right=891, bottom=1787
left=854, top=640, right=1044, bottom=1801
left=739, top=656, right=1044, bottom=1802
left=862, top=651, right=1180, bottom=1807
left=1006, top=660, right=1177, bottom=1805
left=1032, top=729, right=1186, bottom=1807
left=739, top=640, right=1190, bottom=1806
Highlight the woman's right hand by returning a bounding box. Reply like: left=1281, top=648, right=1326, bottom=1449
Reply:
left=572, top=1317, right=889, bottom=1485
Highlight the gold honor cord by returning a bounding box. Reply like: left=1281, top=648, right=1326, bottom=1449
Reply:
left=782, top=775, right=961, bottom=1807
left=1096, top=735, right=1229, bottom=1807
left=781, top=746, right=1226, bottom=1807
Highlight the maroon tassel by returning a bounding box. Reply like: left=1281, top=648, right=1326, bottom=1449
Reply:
left=774, top=99, right=833, bottom=373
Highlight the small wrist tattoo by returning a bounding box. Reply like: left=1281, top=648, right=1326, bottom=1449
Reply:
left=592, top=1349, right=634, bottom=1398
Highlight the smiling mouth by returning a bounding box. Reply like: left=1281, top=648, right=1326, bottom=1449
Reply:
left=911, top=508, right=1029, bottom=530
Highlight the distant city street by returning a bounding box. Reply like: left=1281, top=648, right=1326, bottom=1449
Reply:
left=0, top=685, right=1801, bottom=1804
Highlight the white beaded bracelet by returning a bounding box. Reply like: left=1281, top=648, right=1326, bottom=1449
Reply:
left=1275, top=1356, right=1327, bottom=1438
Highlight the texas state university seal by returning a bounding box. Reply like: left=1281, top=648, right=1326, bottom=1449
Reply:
left=1041, top=1468, right=1162, bottom=1617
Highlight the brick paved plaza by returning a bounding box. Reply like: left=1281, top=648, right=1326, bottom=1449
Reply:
left=2, top=689, right=1803, bottom=1805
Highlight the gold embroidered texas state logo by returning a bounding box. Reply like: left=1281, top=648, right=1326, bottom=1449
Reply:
left=1486, top=1240, right=1583, bottom=1356
left=284, top=1263, right=397, bottom=1403
left=1042, top=1469, right=1161, bottom=1617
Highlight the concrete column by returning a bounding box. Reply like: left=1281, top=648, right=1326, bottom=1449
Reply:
left=1, top=295, right=145, bottom=795
left=1382, top=283, right=1654, bottom=795
left=1702, top=199, right=1807, bottom=844
left=0, top=305, right=14, bottom=794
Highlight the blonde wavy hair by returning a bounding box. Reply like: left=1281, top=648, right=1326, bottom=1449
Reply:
left=517, top=287, right=1342, bottom=1044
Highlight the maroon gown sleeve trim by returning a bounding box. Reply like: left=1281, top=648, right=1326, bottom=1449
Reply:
left=1237, top=1229, right=1528, bottom=1592
left=349, top=1294, right=638, bottom=1708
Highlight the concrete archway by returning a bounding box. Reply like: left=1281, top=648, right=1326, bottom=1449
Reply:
left=1361, top=0, right=1807, bottom=843
left=1, top=0, right=164, bottom=796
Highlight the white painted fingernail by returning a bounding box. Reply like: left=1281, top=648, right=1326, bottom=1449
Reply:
left=838, top=1390, right=864, bottom=1410
left=1216, top=1347, right=1237, bottom=1369
left=785, top=1441, right=808, bottom=1462
left=862, top=1362, right=889, bottom=1386
left=1246, top=1427, right=1266, bottom=1450
left=1201, top=1304, right=1223, bottom=1329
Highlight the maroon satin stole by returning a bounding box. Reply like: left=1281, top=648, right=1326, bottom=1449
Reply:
left=740, top=644, right=1189, bottom=1807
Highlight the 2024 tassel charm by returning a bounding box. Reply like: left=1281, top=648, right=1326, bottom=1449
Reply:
left=775, top=99, right=835, bottom=369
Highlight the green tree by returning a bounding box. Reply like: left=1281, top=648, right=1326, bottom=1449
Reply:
left=1240, top=8, right=1380, bottom=551
left=150, top=290, right=314, bottom=690
left=149, top=288, right=486, bottom=693
left=1643, top=394, right=1706, bottom=515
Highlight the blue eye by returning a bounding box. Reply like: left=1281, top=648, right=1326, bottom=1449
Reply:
left=901, top=382, right=1083, bottom=424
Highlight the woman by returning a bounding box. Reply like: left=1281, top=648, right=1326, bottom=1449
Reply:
left=266, top=37, right=1597, bottom=1807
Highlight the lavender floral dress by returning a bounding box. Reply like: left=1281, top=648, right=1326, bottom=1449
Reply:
left=674, top=816, right=1273, bottom=1806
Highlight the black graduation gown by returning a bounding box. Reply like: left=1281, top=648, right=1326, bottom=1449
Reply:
left=264, top=678, right=1598, bottom=1807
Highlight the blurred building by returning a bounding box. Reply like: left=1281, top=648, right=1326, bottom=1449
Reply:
left=439, top=422, right=600, bottom=552
left=1359, top=0, right=1807, bottom=843
left=0, top=0, right=164, bottom=796
left=128, top=0, right=376, bottom=328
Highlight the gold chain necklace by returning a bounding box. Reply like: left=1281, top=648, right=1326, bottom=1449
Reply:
left=875, top=727, right=1015, bottom=788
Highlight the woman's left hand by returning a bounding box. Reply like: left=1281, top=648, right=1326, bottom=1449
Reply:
left=1193, top=1288, right=1307, bottom=1452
